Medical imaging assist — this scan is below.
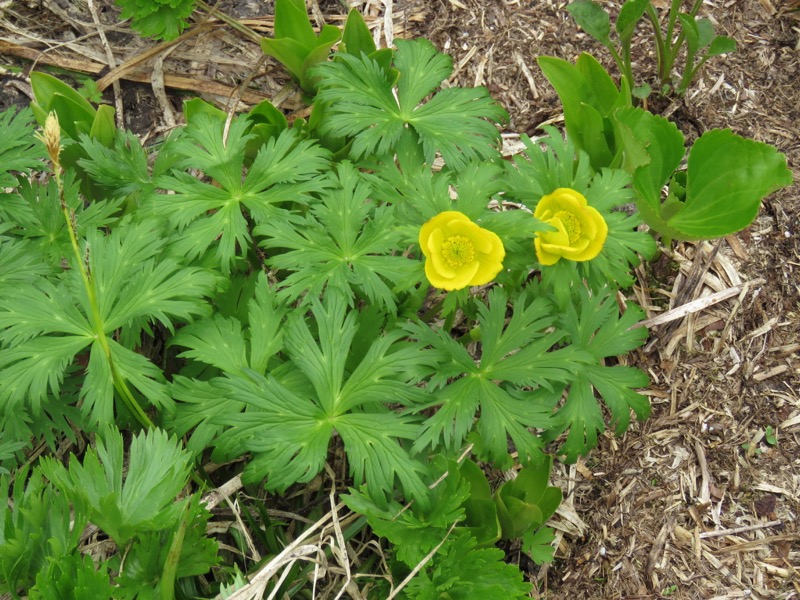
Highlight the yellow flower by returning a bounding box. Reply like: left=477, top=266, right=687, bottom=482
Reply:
left=534, top=188, right=608, bottom=266
left=419, top=211, right=505, bottom=291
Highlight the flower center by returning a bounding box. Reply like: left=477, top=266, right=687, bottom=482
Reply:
left=554, top=210, right=581, bottom=245
left=441, top=235, right=476, bottom=268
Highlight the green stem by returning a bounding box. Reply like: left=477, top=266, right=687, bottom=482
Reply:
left=688, top=0, right=704, bottom=17
left=645, top=5, right=667, bottom=84
left=55, top=166, right=154, bottom=430
left=607, top=43, right=632, bottom=88
left=160, top=501, right=192, bottom=600
left=665, top=0, right=682, bottom=46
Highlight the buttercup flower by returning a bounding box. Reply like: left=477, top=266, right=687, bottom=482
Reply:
left=534, top=188, right=608, bottom=266
left=419, top=211, right=505, bottom=291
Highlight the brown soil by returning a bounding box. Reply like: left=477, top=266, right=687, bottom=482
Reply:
left=1, top=0, right=798, bottom=598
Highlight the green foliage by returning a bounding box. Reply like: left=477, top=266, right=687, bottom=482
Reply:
left=617, top=109, right=793, bottom=241
left=495, top=455, right=562, bottom=541
left=29, top=552, right=113, bottom=600
left=539, top=55, right=792, bottom=241
left=566, top=0, right=737, bottom=97
left=30, top=72, right=118, bottom=198
left=403, top=533, right=533, bottom=599
left=40, top=426, right=194, bottom=546
left=406, top=287, right=585, bottom=465
left=30, top=72, right=115, bottom=147
left=0, top=107, right=44, bottom=196
left=313, top=38, right=508, bottom=170
left=260, top=0, right=341, bottom=95
left=0, top=467, right=86, bottom=594
left=543, top=286, right=651, bottom=462
left=115, top=0, right=197, bottom=40
left=153, top=114, right=330, bottom=274
left=538, top=53, right=631, bottom=171
left=256, top=162, right=418, bottom=310
left=3, top=6, right=786, bottom=593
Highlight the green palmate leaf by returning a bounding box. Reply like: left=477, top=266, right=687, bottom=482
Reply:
left=0, top=236, right=55, bottom=287
left=257, top=162, right=417, bottom=309
left=404, top=532, right=533, bottom=599
left=154, top=115, right=329, bottom=273
left=6, top=174, right=122, bottom=265
left=665, top=129, right=792, bottom=239
left=0, top=466, right=86, bottom=594
left=312, top=38, right=507, bottom=170
left=452, top=160, right=505, bottom=219
left=0, top=219, right=215, bottom=424
left=77, top=129, right=161, bottom=201
left=365, top=140, right=453, bottom=222
left=343, top=460, right=469, bottom=566
left=503, top=127, right=594, bottom=205
left=0, top=107, right=43, bottom=192
left=567, top=0, right=612, bottom=46
left=40, top=426, right=193, bottom=546
left=209, top=295, right=431, bottom=506
left=29, top=552, right=113, bottom=600
left=165, top=273, right=286, bottom=453
left=546, top=288, right=650, bottom=461
left=115, top=0, right=197, bottom=40
left=406, top=288, right=586, bottom=462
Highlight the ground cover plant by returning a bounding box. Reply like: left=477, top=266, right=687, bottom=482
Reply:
left=0, top=0, right=794, bottom=598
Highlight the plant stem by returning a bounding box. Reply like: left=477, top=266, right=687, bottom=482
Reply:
left=53, top=154, right=154, bottom=430
left=160, top=501, right=192, bottom=600
left=645, top=5, right=666, bottom=85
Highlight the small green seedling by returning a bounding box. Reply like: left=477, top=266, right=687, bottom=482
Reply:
left=566, top=0, right=737, bottom=98
left=260, top=0, right=342, bottom=96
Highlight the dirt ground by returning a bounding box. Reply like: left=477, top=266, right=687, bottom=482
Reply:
left=1, top=0, right=799, bottom=598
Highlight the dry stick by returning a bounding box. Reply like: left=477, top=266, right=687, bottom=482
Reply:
left=693, top=439, right=712, bottom=505
left=152, top=49, right=178, bottom=128
left=201, top=473, right=243, bottom=510
left=649, top=240, right=723, bottom=352
left=218, top=504, right=345, bottom=600
left=86, top=0, right=124, bottom=128
left=0, top=39, right=273, bottom=102
left=96, top=24, right=212, bottom=92
left=699, top=519, right=783, bottom=539
left=632, top=278, right=766, bottom=330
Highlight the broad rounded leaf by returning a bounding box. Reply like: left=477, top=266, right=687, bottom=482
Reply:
left=708, top=35, right=737, bottom=56
left=567, top=0, right=611, bottom=45
left=667, top=129, right=792, bottom=239
left=616, top=0, right=649, bottom=41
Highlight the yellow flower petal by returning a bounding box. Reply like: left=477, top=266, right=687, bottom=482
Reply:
left=419, top=210, right=505, bottom=291
left=533, top=188, right=608, bottom=266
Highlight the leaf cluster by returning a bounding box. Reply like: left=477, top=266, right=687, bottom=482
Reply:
left=0, top=15, right=675, bottom=596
